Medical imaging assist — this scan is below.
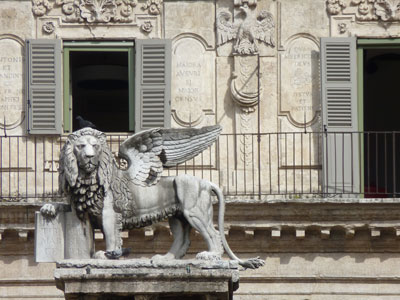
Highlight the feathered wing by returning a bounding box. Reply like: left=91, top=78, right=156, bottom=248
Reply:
left=119, top=125, right=222, bottom=187
left=253, top=10, right=275, bottom=47
left=159, top=125, right=222, bottom=167
left=119, top=128, right=164, bottom=187
left=216, top=10, right=238, bottom=46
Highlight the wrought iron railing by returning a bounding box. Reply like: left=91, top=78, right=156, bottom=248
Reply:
left=0, top=132, right=399, bottom=201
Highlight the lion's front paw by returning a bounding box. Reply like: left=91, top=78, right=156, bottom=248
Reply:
left=151, top=253, right=175, bottom=262
left=40, top=203, right=57, bottom=219
left=92, top=250, right=107, bottom=259
left=196, top=251, right=222, bottom=261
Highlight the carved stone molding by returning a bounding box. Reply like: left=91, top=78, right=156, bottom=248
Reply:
left=32, top=0, right=140, bottom=23
left=140, top=20, right=153, bottom=33
left=230, top=55, right=260, bottom=166
left=326, top=0, right=347, bottom=15
left=327, top=0, right=400, bottom=22
left=279, top=34, right=320, bottom=127
left=327, top=0, right=400, bottom=37
left=171, top=34, right=215, bottom=127
left=141, top=0, right=162, bottom=15
left=42, top=21, right=55, bottom=34
left=237, top=110, right=253, bottom=166
left=350, top=0, right=400, bottom=21
left=216, top=2, right=275, bottom=55
left=0, top=35, right=25, bottom=132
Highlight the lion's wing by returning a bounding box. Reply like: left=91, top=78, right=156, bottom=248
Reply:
left=119, top=125, right=222, bottom=186
left=159, top=125, right=222, bottom=167
left=119, top=128, right=164, bottom=187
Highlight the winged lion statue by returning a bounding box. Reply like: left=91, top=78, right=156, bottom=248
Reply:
left=41, top=125, right=264, bottom=269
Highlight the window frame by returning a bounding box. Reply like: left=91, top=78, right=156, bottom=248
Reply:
left=62, top=41, right=135, bottom=133
left=356, top=38, right=400, bottom=195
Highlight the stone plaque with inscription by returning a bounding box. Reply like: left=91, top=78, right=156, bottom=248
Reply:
left=64, top=210, right=93, bottom=259
left=0, top=37, right=24, bottom=132
left=279, top=36, right=320, bottom=127
left=35, top=212, right=65, bottom=262
left=172, top=36, right=215, bottom=127
left=35, top=209, right=93, bottom=262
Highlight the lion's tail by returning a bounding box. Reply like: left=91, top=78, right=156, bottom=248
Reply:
left=210, top=182, right=265, bottom=270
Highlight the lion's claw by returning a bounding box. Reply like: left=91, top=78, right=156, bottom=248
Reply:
left=40, top=203, right=57, bottom=219
left=105, top=248, right=131, bottom=259
left=239, top=257, right=265, bottom=269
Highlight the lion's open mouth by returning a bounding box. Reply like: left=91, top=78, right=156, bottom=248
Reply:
left=83, top=162, right=97, bottom=172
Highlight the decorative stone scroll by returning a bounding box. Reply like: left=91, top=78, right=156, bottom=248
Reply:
left=327, top=0, right=400, bottom=22
left=171, top=36, right=215, bottom=127
left=230, top=55, right=261, bottom=113
left=0, top=36, right=25, bottom=131
left=142, top=0, right=162, bottom=15
left=279, top=35, right=320, bottom=127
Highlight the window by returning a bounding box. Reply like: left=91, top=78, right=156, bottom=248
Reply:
left=64, top=42, right=133, bottom=132
left=26, top=39, right=171, bottom=134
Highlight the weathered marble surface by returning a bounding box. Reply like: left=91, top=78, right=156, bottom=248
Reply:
left=35, top=204, right=93, bottom=262
left=0, top=37, right=24, bottom=133
left=55, top=259, right=239, bottom=300
left=34, top=212, right=65, bottom=262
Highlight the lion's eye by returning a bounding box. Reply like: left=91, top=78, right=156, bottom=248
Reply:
left=77, top=144, right=85, bottom=150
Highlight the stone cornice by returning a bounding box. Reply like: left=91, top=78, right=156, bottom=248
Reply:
left=2, top=199, right=400, bottom=254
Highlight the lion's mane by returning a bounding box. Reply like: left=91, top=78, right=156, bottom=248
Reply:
left=59, top=128, right=114, bottom=219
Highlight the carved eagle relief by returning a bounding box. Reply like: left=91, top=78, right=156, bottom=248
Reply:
left=216, top=5, right=275, bottom=55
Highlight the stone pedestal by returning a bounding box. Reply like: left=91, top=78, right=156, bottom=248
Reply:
left=54, top=259, right=239, bottom=300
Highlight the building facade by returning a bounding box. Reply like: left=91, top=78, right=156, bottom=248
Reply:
left=1, top=0, right=400, bottom=299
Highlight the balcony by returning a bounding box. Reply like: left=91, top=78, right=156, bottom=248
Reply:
left=0, top=132, right=399, bottom=202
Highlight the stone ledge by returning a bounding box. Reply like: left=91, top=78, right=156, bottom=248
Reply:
left=55, top=259, right=239, bottom=300
left=3, top=200, right=400, bottom=254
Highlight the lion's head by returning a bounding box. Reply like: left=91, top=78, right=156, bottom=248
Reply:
left=74, top=134, right=102, bottom=173
left=59, top=128, right=114, bottom=195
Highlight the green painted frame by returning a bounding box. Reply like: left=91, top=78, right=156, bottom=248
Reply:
left=357, top=47, right=364, bottom=196
left=356, top=38, right=400, bottom=196
left=62, top=41, right=135, bottom=133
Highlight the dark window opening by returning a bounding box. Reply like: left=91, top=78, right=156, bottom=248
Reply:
left=70, top=51, right=129, bottom=132
left=364, top=48, right=400, bottom=196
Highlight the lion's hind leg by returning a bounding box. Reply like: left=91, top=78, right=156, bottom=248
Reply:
left=176, top=175, right=224, bottom=261
left=152, top=216, right=191, bottom=261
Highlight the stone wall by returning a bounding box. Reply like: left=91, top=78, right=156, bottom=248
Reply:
left=1, top=0, right=400, bottom=299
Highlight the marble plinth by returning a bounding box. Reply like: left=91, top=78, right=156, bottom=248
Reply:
left=55, top=259, right=240, bottom=300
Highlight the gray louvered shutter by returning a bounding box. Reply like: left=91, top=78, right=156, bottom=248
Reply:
left=135, top=39, right=171, bottom=132
left=26, top=39, right=62, bottom=134
left=321, top=37, right=360, bottom=195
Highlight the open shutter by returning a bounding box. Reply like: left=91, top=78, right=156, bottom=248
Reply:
left=135, top=39, right=171, bottom=132
left=321, top=37, right=360, bottom=195
left=26, top=39, right=62, bottom=134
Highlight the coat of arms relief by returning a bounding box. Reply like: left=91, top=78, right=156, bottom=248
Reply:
left=216, top=0, right=275, bottom=166
left=216, top=0, right=275, bottom=114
